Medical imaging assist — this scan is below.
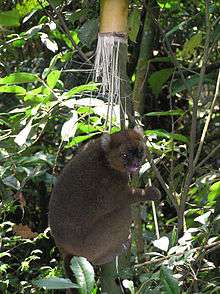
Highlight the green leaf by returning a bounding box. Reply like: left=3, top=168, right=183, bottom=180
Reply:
left=170, top=227, right=178, bottom=247
left=0, top=9, right=20, bottom=27
left=0, top=85, right=26, bottom=95
left=145, top=129, right=189, bottom=143
left=78, top=123, right=98, bottom=133
left=210, top=181, right=220, bottom=192
left=46, top=70, right=61, bottom=89
left=0, top=73, right=38, bottom=85
left=145, top=109, right=184, bottom=117
left=65, top=133, right=99, bottom=148
left=160, top=266, right=180, bottom=294
left=148, top=68, right=174, bottom=97
left=181, top=33, right=203, bottom=58
left=208, top=181, right=220, bottom=203
left=128, top=8, right=141, bottom=42
left=2, top=175, right=20, bottom=190
left=70, top=257, right=95, bottom=294
left=78, top=18, right=98, bottom=48
left=172, top=75, right=213, bottom=94
left=63, top=83, right=99, bottom=99
left=33, top=277, right=80, bottom=289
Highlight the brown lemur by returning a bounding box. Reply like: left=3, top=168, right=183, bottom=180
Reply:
left=49, top=127, right=161, bottom=275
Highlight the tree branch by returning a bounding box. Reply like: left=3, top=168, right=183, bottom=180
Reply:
left=46, top=0, right=92, bottom=65
left=194, top=69, right=220, bottom=166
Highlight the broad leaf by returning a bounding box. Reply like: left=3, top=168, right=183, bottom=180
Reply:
left=78, top=18, right=98, bottom=48
left=153, top=236, right=169, bottom=252
left=63, top=83, right=99, bottom=99
left=160, top=266, right=180, bottom=294
left=47, top=70, right=61, bottom=89
left=14, top=118, right=33, bottom=146
left=128, top=8, right=141, bottom=42
left=145, top=129, right=189, bottom=143
left=61, top=111, right=78, bottom=141
left=70, top=256, right=95, bottom=294
left=0, top=73, right=38, bottom=84
left=0, top=85, right=26, bottom=95
left=208, top=181, right=220, bottom=202
left=145, top=109, right=184, bottom=117
left=2, top=175, right=20, bottom=190
left=172, top=75, right=213, bottom=94
left=195, top=211, right=212, bottom=225
left=122, top=280, right=135, bottom=294
left=40, top=33, right=58, bottom=53
left=65, top=133, right=99, bottom=148
left=74, top=98, right=104, bottom=107
left=0, top=9, right=20, bottom=27
left=181, top=33, right=203, bottom=58
left=33, top=277, right=79, bottom=289
left=148, top=68, right=174, bottom=97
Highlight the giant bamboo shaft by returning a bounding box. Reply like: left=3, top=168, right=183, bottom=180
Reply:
left=100, top=0, right=128, bottom=34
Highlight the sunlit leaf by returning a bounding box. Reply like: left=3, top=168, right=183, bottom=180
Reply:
left=74, top=98, right=104, bottom=107
left=46, top=70, right=61, bottom=89
left=0, top=73, right=38, bottom=84
left=195, top=211, right=212, bottom=225
left=122, top=280, right=135, bottom=294
left=65, top=133, right=99, bottom=148
left=0, top=85, right=26, bottom=95
left=14, top=118, right=33, bottom=146
left=63, top=83, right=99, bottom=99
left=61, top=111, right=78, bottom=141
left=153, top=236, right=169, bottom=252
left=40, top=33, right=58, bottom=52
left=145, top=129, right=189, bottom=143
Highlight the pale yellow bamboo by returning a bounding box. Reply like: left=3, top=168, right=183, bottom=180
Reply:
left=100, top=0, right=128, bottom=34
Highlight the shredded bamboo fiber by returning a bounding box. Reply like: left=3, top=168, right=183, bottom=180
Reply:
left=94, top=33, right=127, bottom=130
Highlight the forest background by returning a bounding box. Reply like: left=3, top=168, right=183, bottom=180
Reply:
left=0, top=0, right=220, bottom=293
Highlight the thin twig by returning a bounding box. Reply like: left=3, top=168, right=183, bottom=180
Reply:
left=196, top=142, right=220, bottom=168
left=194, top=69, right=220, bottom=166
left=134, top=240, right=220, bottom=268
left=145, top=146, right=178, bottom=209
left=178, top=0, right=211, bottom=234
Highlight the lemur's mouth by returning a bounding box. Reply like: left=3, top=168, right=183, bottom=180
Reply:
left=127, top=163, right=140, bottom=173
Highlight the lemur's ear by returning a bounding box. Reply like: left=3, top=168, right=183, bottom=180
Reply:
left=134, top=126, right=144, bottom=137
left=100, top=132, right=111, bottom=151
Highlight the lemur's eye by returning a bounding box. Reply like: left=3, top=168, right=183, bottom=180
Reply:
left=121, top=153, right=127, bottom=159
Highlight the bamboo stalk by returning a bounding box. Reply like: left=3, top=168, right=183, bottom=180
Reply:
left=100, top=0, right=128, bottom=34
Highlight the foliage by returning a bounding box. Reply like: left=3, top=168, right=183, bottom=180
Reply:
left=0, top=0, right=219, bottom=293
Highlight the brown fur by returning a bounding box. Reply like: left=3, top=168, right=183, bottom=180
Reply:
left=49, top=128, right=160, bottom=275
